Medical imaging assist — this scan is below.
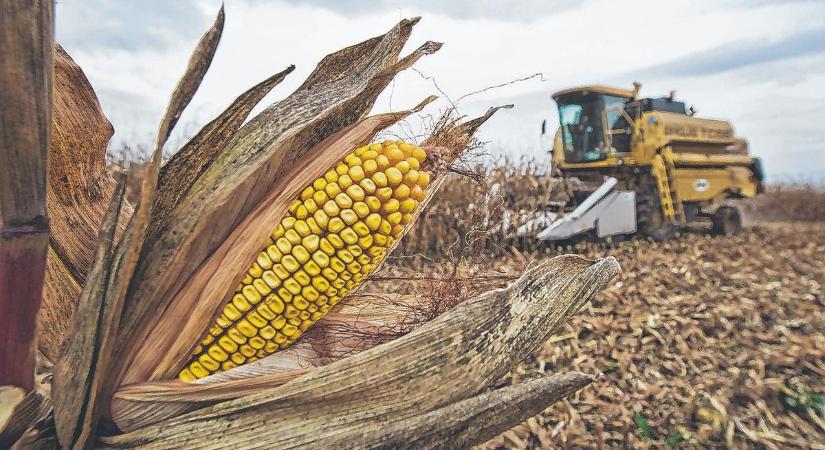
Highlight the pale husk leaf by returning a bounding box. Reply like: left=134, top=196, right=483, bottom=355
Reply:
left=101, top=254, right=619, bottom=447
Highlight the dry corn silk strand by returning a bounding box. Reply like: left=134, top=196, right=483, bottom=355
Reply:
left=179, top=140, right=431, bottom=381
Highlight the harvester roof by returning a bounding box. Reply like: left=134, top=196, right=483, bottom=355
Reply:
left=552, top=85, right=637, bottom=100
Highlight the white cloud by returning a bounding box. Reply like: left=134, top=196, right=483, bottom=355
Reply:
left=55, top=0, right=825, bottom=181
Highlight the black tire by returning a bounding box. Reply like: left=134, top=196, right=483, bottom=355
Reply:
left=636, top=187, right=678, bottom=241
left=712, top=206, right=742, bottom=235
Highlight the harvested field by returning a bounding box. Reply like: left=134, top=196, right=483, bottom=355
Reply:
left=373, top=222, right=824, bottom=448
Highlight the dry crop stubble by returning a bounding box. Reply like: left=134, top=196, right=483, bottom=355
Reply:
left=365, top=222, right=824, bottom=448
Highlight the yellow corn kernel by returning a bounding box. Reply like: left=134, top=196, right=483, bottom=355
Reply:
left=294, top=270, right=310, bottom=286
left=376, top=187, right=393, bottom=201
left=272, top=264, right=290, bottom=280
left=365, top=213, right=382, bottom=231
left=372, top=172, right=388, bottom=187
left=282, top=255, right=300, bottom=272
left=313, top=209, right=329, bottom=229
left=363, top=159, right=378, bottom=175
left=386, top=147, right=405, bottom=164
left=323, top=200, right=340, bottom=217
left=379, top=219, right=392, bottom=235
left=346, top=244, right=362, bottom=257
left=265, top=295, right=285, bottom=314
left=302, top=235, right=320, bottom=252
left=394, top=184, right=410, bottom=200
left=318, top=239, right=335, bottom=256
left=391, top=224, right=404, bottom=238
left=352, top=201, right=370, bottom=218
left=284, top=229, right=301, bottom=245
left=306, top=217, right=322, bottom=235
left=340, top=228, right=358, bottom=245
left=346, top=184, right=365, bottom=202
left=257, top=304, right=276, bottom=320
left=266, top=245, right=283, bottom=262
left=412, top=146, right=427, bottom=162
left=410, top=184, right=425, bottom=202
left=281, top=216, right=296, bottom=230
left=417, top=171, right=431, bottom=188
left=387, top=211, right=402, bottom=226
left=345, top=154, right=361, bottom=167
left=365, top=196, right=381, bottom=212
left=395, top=160, right=410, bottom=174
left=275, top=237, right=292, bottom=254
left=340, top=209, right=358, bottom=225
left=399, top=198, right=417, bottom=214
left=325, top=182, right=341, bottom=197
left=338, top=174, right=353, bottom=189
left=312, top=189, right=329, bottom=205
left=328, top=217, right=345, bottom=233
left=312, top=275, right=330, bottom=291
left=386, top=167, right=403, bottom=186
left=294, top=220, right=310, bottom=237
left=247, top=311, right=267, bottom=328
left=358, top=235, right=373, bottom=249
left=381, top=198, right=400, bottom=214
left=292, top=245, right=310, bottom=264
left=359, top=178, right=376, bottom=194
left=376, top=154, right=390, bottom=170
left=327, top=233, right=345, bottom=249
left=335, top=192, right=353, bottom=209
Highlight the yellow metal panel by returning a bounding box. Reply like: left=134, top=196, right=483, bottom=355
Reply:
left=669, top=153, right=755, bottom=167
left=557, top=157, right=625, bottom=170
left=671, top=167, right=758, bottom=202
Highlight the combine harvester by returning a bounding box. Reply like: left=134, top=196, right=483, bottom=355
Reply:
left=520, top=83, right=764, bottom=242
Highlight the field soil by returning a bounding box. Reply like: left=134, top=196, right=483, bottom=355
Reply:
left=377, top=222, right=824, bottom=448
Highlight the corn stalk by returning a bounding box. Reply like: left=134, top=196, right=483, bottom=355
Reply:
left=0, top=0, right=53, bottom=392
left=0, top=4, right=621, bottom=448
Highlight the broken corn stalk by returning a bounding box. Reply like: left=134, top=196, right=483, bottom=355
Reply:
left=180, top=140, right=431, bottom=381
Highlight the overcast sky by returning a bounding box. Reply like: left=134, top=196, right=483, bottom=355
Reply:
left=56, top=0, right=825, bottom=181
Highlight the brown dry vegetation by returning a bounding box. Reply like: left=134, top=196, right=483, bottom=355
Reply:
left=376, top=222, right=825, bottom=449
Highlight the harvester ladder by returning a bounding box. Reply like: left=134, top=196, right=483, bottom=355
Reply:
left=651, top=149, right=685, bottom=224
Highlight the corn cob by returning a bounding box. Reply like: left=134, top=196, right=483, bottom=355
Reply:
left=179, top=140, right=431, bottom=381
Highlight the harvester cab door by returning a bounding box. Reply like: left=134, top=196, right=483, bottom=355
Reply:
left=603, top=96, right=633, bottom=153
left=558, top=95, right=607, bottom=163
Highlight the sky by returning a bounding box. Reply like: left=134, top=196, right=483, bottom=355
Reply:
left=55, top=0, right=825, bottom=182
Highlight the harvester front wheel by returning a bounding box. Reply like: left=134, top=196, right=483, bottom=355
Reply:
left=712, top=206, right=742, bottom=235
left=636, top=192, right=677, bottom=241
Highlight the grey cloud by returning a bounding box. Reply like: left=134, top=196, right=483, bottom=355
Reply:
left=275, top=0, right=583, bottom=21
left=56, top=0, right=210, bottom=51
left=635, top=25, right=825, bottom=79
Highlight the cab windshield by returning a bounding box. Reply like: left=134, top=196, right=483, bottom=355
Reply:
left=557, top=92, right=629, bottom=162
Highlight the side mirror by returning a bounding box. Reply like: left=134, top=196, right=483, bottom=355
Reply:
left=541, top=119, right=547, bottom=135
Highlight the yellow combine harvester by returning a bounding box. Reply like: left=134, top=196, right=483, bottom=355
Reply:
left=527, top=83, right=764, bottom=241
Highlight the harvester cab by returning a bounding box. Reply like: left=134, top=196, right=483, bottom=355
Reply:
left=523, top=83, right=764, bottom=242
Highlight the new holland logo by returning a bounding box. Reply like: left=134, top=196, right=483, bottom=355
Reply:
left=693, top=178, right=710, bottom=192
